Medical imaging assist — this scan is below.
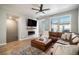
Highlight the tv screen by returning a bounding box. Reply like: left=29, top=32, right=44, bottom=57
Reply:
left=27, top=19, right=37, bottom=27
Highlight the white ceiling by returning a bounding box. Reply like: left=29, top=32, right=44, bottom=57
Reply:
left=0, top=4, right=78, bottom=19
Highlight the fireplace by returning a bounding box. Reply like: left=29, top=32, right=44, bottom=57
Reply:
left=28, top=31, right=35, bottom=35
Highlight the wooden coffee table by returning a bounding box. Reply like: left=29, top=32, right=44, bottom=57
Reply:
left=31, top=38, right=53, bottom=51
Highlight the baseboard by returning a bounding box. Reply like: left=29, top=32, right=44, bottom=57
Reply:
left=19, top=38, right=30, bottom=41
left=19, top=37, right=36, bottom=41
left=0, top=43, right=6, bottom=46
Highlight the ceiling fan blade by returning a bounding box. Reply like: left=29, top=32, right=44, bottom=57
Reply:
left=35, top=11, right=45, bottom=14
left=32, top=8, right=39, bottom=11
left=42, top=9, right=50, bottom=11
left=42, top=12, right=45, bottom=14
left=36, top=12, right=39, bottom=14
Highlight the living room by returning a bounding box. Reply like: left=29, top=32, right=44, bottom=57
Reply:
left=0, top=4, right=79, bottom=55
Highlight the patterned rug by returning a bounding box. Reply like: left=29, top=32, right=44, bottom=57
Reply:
left=0, top=40, right=52, bottom=55
left=9, top=45, right=52, bottom=55
left=10, top=45, right=46, bottom=55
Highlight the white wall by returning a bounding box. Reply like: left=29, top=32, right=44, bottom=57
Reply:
left=18, top=16, right=28, bottom=40
left=18, top=16, right=39, bottom=40
left=0, top=8, right=30, bottom=44
left=78, top=8, right=79, bottom=33
left=40, top=8, right=78, bottom=33
left=51, top=9, right=78, bottom=33
left=0, top=8, right=39, bottom=44
left=39, top=17, right=51, bottom=34
left=0, top=9, right=6, bottom=45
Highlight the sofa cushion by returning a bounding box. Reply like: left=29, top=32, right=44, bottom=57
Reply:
left=53, top=45, right=79, bottom=55
left=56, top=39, right=69, bottom=45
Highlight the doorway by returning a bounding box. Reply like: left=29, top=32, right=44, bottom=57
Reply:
left=6, top=16, right=18, bottom=43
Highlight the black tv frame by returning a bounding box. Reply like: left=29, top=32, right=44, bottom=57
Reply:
left=27, top=19, right=37, bottom=27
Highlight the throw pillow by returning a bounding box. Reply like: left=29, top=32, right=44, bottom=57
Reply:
left=77, top=43, right=79, bottom=45
left=53, top=45, right=79, bottom=55
left=61, top=33, right=67, bottom=40
left=71, top=33, right=77, bottom=39
left=42, top=31, right=49, bottom=38
left=72, top=37, right=79, bottom=44
left=65, top=33, right=72, bottom=40
left=40, top=34, right=48, bottom=39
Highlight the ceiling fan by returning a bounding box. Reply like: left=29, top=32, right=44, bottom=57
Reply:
left=32, top=4, right=50, bottom=14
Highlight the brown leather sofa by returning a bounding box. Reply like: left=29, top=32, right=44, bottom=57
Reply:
left=49, top=32, right=62, bottom=43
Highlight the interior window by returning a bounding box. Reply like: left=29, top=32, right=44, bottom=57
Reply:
left=51, top=15, right=71, bottom=32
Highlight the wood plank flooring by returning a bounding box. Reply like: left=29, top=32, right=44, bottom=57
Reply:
left=0, top=39, right=32, bottom=54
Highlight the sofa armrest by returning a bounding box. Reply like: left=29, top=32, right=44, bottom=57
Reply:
left=31, top=40, right=45, bottom=46
left=49, top=36, right=59, bottom=43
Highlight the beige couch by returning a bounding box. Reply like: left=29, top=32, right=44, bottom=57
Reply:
left=50, top=32, right=79, bottom=55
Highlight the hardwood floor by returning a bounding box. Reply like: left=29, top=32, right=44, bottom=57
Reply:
left=0, top=39, right=32, bottom=54
left=0, top=38, right=53, bottom=55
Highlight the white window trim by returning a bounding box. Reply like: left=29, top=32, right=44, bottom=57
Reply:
left=51, top=14, right=72, bottom=32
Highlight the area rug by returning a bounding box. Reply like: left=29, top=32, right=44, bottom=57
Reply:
left=10, top=45, right=48, bottom=55
left=5, top=45, right=49, bottom=55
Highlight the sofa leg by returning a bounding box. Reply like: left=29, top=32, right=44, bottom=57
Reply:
left=51, top=52, right=53, bottom=55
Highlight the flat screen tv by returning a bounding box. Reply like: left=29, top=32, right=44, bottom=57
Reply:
left=27, top=19, right=37, bottom=27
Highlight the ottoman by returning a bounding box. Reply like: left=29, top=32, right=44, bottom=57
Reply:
left=31, top=38, right=53, bottom=51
